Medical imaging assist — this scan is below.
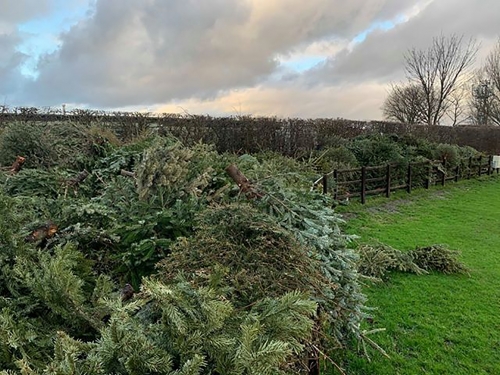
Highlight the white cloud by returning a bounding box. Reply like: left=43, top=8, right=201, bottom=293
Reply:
left=22, top=0, right=419, bottom=109
left=156, top=82, right=388, bottom=120
left=0, top=0, right=50, bottom=24
left=2, top=0, right=499, bottom=120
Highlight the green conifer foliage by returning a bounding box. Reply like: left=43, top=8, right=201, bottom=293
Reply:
left=0, top=135, right=368, bottom=373
left=135, top=138, right=225, bottom=204
left=235, top=154, right=366, bottom=348
left=157, top=204, right=326, bottom=306
left=24, top=279, right=316, bottom=375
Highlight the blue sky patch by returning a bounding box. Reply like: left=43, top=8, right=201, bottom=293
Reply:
left=280, top=56, right=326, bottom=73
left=16, top=0, right=92, bottom=78
left=353, top=16, right=406, bottom=44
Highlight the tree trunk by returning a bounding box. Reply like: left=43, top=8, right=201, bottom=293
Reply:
left=225, top=164, right=263, bottom=199
left=9, top=156, right=26, bottom=174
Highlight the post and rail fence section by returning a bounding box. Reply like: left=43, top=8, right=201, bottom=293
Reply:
left=318, top=155, right=498, bottom=204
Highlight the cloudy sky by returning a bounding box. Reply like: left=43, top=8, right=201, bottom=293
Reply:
left=2, top=0, right=499, bottom=119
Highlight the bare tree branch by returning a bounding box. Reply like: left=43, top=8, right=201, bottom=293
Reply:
left=485, top=38, right=500, bottom=96
left=382, top=83, right=426, bottom=124
left=403, top=34, right=478, bottom=125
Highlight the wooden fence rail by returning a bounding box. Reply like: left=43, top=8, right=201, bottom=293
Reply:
left=318, top=155, right=498, bottom=204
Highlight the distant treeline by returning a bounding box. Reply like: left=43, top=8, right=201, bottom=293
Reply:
left=1, top=107, right=500, bottom=155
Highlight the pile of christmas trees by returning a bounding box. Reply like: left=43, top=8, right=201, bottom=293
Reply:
left=0, top=123, right=366, bottom=374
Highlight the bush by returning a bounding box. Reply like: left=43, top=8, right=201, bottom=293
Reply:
left=0, top=122, right=55, bottom=168
left=0, top=112, right=489, bottom=372
left=457, top=145, right=480, bottom=160
left=311, top=146, right=359, bottom=174
left=433, top=144, right=461, bottom=168
left=0, top=121, right=112, bottom=170
left=399, top=135, right=435, bottom=160
left=347, top=135, right=406, bottom=167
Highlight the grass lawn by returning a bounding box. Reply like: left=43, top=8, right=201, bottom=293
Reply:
left=330, top=177, right=500, bottom=374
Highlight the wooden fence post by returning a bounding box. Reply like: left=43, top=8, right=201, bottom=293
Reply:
left=308, top=358, right=320, bottom=375
left=333, top=170, right=338, bottom=200
left=441, top=158, right=446, bottom=186
left=322, top=175, right=328, bottom=195
left=455, top=166, right=459, bottom=182
left=478, top=156, right=482, bottom=177
left=488, top=155, right=493, bottom=175
left=468, top=156, right=472, bottom=179
left=407, top=163, right=412, bottom=193
left=361, top=166, right=366, bottom=204
left=386, top=164, right=391, bottom=198
left=425, top=161, right=431, bottom=189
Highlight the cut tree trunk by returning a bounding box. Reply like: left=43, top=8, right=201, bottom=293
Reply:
left=9, top=156, right=26, bottom=174
left=120, top=169, right=136, bottom=178
left=121, top=283, right=135, bottom=302
left=25, top=222, right=58, bottom=244
left=66, top=169, right=90, bottom=187
left=225, top=164, right=263, bottom=199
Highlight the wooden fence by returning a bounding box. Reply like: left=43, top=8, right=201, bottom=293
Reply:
left=318, top=155, right=498, bottom=204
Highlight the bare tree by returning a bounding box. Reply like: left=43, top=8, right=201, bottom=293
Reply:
left=484, top=38, right=500, bottom=124
left=469, top=74, right=498, bottom=125
left=485, top=38, right=500, bottom=96
left=469, top=39, right=500, bottom=125
left=382, top=83, right=426, bottom=124
left=404, top=34, right=478, bottom=125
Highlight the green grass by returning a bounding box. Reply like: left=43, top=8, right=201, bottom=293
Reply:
left=331, top=177, right=500, bottom=374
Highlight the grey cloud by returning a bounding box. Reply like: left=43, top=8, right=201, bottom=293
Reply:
left=24, top=0, right=420, bottom=107
left=0, top=0, right=50, bottom=24
left=0, top=0, right=84, bottom=105
left=305, top=0, right=500, bottom=87
left=0, top=32, right=27, bottom=102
